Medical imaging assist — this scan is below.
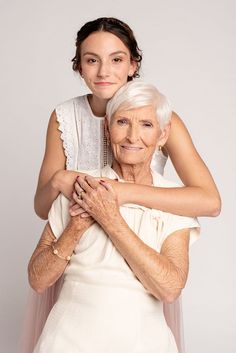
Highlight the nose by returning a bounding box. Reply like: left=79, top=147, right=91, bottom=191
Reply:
left=97, top=61, right=110, bottom=78
left=126, top=124, right=140, bottom=143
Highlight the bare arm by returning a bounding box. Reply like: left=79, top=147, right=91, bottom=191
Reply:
left=112, top=113, right=221, bottom=217
left=73, top=176, right=190, bottom=302
left=34, top=111, right=80, bottom=220
left=28, top=216, right=94, bottom=293
left=104, top=218, right=190, bottom=303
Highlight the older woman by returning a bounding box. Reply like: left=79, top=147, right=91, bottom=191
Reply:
left=28, top=81, right=200, bottom=353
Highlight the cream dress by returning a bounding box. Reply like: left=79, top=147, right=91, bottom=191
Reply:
left=33, top=163, right=200, bottom=353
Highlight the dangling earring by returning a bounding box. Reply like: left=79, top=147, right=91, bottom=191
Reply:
left=158, top=145, right=162, bottom=151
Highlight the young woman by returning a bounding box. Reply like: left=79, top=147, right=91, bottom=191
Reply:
left=34, top=17, right=221, bottom=221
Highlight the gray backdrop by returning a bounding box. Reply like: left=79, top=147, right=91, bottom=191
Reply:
left=0, top=0, right=235, bottom=352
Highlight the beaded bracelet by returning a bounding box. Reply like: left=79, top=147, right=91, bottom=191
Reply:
left=51, top=240, right=72, bottom=262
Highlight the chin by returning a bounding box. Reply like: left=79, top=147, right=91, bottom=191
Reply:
left=96, top=92, right=115, bottom=100
left=93, top=86, right=120, bottom=100
left=120, top=158, right=145, bottom=165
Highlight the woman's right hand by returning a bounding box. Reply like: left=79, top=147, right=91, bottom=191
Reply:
left=53, top=170, right=88, bottom=200
left=68, top=209, right=95, bottom=233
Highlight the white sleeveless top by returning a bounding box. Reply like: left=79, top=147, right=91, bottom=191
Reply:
left=55, top=95, right=168, bottom=173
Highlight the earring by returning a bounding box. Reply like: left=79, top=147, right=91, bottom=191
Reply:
left=158, top=145, right=162, bottom=151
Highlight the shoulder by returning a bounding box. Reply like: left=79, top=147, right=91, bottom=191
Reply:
left=55, top=95, right=86, bottom=113
left=166, top=111, right=192, bottom=151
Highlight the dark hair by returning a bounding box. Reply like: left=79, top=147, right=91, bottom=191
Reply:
left=72, top=17, right=142, bottom=80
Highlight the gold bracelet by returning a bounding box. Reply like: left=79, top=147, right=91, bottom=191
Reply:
left=51, top=240, right=72, bottom=262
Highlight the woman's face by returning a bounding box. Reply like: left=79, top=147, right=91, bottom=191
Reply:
left=108, top=105, right=167, bottom=167
left=80, top=31, right=137, bottom=100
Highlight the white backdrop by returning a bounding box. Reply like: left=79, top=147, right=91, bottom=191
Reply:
left=0, top=1, right=235, bottom=352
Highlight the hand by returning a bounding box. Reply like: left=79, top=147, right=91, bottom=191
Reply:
left=102, top=178, right=127, bottom=205
left=68, top=204, right=95, bottom=235
left=72, top=175, right=121, bottom=228
left=53, top=170, right=88, bottom=200
left=69, top=177, right=121, bottom=216
left=69, top=199, right=90, bottom=218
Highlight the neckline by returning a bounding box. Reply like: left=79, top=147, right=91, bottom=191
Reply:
left=84, top=94, right=105, bottom=120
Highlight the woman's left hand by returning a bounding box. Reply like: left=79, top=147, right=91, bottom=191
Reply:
left=72, top=175, right=121, bottom=227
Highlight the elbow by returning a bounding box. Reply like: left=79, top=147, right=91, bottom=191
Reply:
left=34, top=198, right=48, bottom=220
left=151, top=273, right=186, bottom=303
left=151, top=286, right=182, bottom=304
left=28, top=276, right=47, bottom=294
left=207, top=195, right=222, bottom=217
left=34, top=209, right=48, bottom=221
left=161, top=288, right=182, bottom=304
left=28, top=266, right=47, bottom=294
left=30, top=283, right=45, bottom=294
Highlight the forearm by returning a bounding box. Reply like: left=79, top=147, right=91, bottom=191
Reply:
left=160, top=112, right=221, bottom=217
left=102, top=215, right=187, bottom=302
left=28, top=222, right=85, bottom=293
left=34, top=170, right=80, bottom=220
left=121, top=183, right=220, bottom=217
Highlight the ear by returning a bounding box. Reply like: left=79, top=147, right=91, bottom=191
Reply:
left=157, top=122, right=171, bottom=149
left=128, top=60, right=138, bottom=77
left=78, top=65, right=83, bottom=78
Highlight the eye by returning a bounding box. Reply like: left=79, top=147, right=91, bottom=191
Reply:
left=117, top=118, right=128, bottom=125
left=87, top=58, right=97, bottom=64
left=113, top=57, right=122, bottom=63
left=143, top=122, right=153, bottom=127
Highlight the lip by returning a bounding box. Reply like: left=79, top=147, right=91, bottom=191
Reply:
left=121, top=146, right=143, bottom=151
left=94, top=82, right=114, bottom=86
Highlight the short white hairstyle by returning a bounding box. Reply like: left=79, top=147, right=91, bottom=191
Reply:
left=106, top=81, right=172, bottom=131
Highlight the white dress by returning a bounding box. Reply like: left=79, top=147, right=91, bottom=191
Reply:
left=33, top=164, right=200, bottom=353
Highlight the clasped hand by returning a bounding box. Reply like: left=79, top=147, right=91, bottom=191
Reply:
left=70, top=175, right=120, bottom=227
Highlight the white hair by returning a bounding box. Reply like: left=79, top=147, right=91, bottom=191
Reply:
left=106, top=81, right=172, bottom=131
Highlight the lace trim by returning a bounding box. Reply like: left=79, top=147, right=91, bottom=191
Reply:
left=55, top=102, right=74, bottom=170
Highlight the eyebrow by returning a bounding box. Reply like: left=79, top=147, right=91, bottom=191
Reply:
left=139, top=119, right=154, bottom=123
left=115, top=116, right=154, bottom=123
left=82, top=51, right=128, bottom=57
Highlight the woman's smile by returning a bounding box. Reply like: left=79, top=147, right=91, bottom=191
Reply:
left=94, top=81, right=115, bottom=86
left=121, top=145, right=144, bottom=151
